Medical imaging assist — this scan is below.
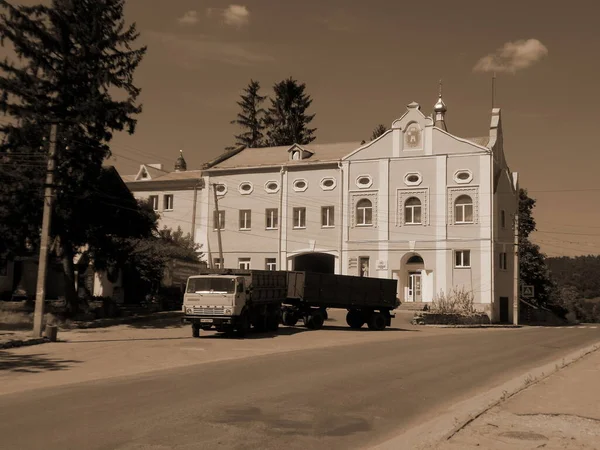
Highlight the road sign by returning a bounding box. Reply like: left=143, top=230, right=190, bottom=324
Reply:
left=522, top=285, right=534, bottom=298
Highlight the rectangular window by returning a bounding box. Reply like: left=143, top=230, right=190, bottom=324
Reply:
left=213, top=258, right=223, bottom=269
left=213, top=210, right=225, bottom=230
left=455, top=250, right=471, bottom=268
left=321, top=206, right=334, bottom=228
left=238, top=257, right=251, bottom=270
left=163, top=194, right=174, bottom=211
left=265, top=258, right=277, bottom=271
left=149, top=195, right=159, bottom=211
left=239, top=210, right=251, bottom=230
left=500, top=210, right=506, bottom=228
left=293, top=207, right=306, bottom=229
left=499, top=252, right=508, bottom=270
left=266, top=208, right=278, bottom=230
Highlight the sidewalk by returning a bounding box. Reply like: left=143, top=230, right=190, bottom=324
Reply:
left=437, top=347, right=600, bottom=449
left=0, top=311, right=183, bottom=349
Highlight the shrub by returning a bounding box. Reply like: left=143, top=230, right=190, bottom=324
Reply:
left=431, top=286, right=476, bottom=315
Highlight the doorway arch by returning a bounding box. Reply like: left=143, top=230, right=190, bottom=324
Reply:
left=292, top=253, right=336, bottom=274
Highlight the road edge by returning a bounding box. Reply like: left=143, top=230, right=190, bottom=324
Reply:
left=368, top=340, right=600, bottom=450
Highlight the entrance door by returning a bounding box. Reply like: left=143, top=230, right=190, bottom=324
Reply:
left=408, top=272, right=422, bottom=302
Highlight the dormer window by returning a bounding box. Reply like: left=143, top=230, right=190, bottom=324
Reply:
left=141, top=171, right=148, bottom=179
left=288, top=145, right=314, bottom=161
left=292, top=151, right=300, bottom=160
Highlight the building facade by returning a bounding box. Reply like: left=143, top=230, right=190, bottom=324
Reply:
left=124, top=98, right=519, bottom=323
left=123, top=151, right=204, bottom=241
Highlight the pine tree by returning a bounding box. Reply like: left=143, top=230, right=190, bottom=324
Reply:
left=370, top=124, right=387, bottom=141
left=519, top=188, right=555, bottom=306
left=228, top=79, right=266, bottom=149
left=0, top=0, right=147, bottom=313
left=264, top=77, right=316, bottom=147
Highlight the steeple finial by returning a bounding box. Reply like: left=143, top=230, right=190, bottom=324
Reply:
left=174, top=149, right=187, bottom=171
left=433, top=79, right=447, bottom=131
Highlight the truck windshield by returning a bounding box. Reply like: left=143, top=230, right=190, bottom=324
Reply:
left=187, top=277, right=236, bottom=294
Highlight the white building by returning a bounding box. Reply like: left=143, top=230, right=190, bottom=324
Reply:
left=124, top=96, right=519, bottom=323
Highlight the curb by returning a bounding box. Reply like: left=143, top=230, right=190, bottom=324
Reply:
left=0, top=337, right=49, bottom=350
left=420, top=324, right=523, bottom=329
left=369, top=340, right=600, bottom=450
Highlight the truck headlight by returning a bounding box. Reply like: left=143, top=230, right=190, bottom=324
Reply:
left=186, top=307, right=193, bottom=314
left=224, top=308, right=232, bottom=315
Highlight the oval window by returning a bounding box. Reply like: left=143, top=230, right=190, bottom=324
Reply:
left=295, top=181, right=306, bottom=189
left=241, top=183, right=252, bottom=191
left=407, top=174, right=420, bottom=183
left=267, top=182, right=278, bottom=191
left=216, top=184, right=226, bottom=193
left=358, top=177, right=370, bottom=185
left=323, top=179, right=334, bottom=187
left=457, top=172, right=470, bottom=180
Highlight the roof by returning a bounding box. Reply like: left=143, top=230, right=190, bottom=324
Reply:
left=123, top=167, right=203, bottom=184
left=465, top=136, right=490, bottom=147
left=207, top=142, right=363, bottom=170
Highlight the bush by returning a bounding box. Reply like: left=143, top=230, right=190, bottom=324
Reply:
left=430, top=286, right=476, bottom=315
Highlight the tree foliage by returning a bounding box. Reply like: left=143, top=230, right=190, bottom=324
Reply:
left=0, top=0, right=147, bottom=312
left=370, top=124, right=387, bottom=141
left=263, top=77, right=316, bottom=146
left=518, top=188, right=555, bottom=306
left=228, top=79, right=266, bottom=150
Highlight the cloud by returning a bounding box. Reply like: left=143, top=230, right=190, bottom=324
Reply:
left=206, top=5, right=250, bottom=27
left=473, top=39, right=548, bottom=74
left=144, top=31, right=272, bottom=67
left=223, top=5, right=250, bottom=27
left=177, top=10, right=199, bottom=26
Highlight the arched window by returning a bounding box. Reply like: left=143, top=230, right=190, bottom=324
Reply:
left=455, top=195, right=474, bottom=223
left=356, top=199, right=373, bottom=226
left=404, top=197, right=422, bottom=224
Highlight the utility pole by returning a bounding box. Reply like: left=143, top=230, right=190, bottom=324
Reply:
left=212, top=184, right=224, bottom=269
left=513, top=185, right=520, bottom=325
left=33, top=123, right=58, bottom=338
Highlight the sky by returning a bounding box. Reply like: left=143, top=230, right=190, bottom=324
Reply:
left=6, top=0, right=600, bottom=257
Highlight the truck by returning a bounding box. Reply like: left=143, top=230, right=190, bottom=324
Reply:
left=182, top=269, right=288, bottom=337
left=282, top=271, right=399, bottom=331
left=183, top=269, right=400, bottom=337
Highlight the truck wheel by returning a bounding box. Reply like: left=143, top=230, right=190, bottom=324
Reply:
left=282, top=310, right=298, bottom=326
left=305, top=310, right=325, bottom=330
left=192, top=324, right=200, bottom=338
left=346, top=310, right=364, bottom=329
left=320, top=307, right=328, bottom=321
left=235, top=313, right=250, bottom=338
left=368, top=312, right=387, bottom=331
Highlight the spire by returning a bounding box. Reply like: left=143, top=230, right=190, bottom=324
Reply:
left=434, top=79, right=447, bottom=131
left=174, top=149, right=187, bottom=172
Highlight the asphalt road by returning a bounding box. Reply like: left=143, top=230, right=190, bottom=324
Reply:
left=1, top=325, right=599, bottom=450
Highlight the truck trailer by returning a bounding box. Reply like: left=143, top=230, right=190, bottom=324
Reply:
left=282, top=271, right=399, bottom=330
left=182, top=269, right=288, bottom=337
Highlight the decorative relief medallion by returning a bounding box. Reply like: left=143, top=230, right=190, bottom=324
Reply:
left=405, top=123, right=422, bottom=148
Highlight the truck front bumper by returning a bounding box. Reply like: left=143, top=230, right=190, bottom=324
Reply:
left=182, top=315, right=234, bottom=326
